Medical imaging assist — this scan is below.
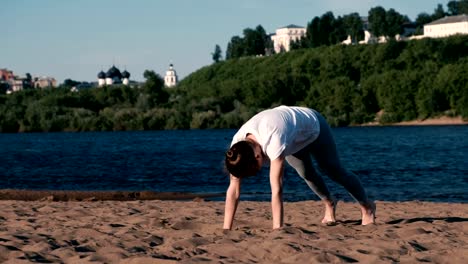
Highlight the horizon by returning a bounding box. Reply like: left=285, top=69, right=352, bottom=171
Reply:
left=1, top=0, right=450, bottom=84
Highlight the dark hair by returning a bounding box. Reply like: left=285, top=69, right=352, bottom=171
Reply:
left=225, top=140, right=259, bottom=178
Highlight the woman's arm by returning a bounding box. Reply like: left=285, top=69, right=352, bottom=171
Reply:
left=269, top=156, right=285, bottom=229
left=223, top=174, right=241, bottom=230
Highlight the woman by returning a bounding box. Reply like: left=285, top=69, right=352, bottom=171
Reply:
left=223, top=105, right=375, bottom=230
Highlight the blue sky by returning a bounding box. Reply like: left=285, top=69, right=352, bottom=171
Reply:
left=1, top=0, right=449, bottom=83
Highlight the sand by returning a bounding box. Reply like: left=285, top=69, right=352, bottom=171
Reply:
left=393, top=116, right=468, bottom=126
left=360, top=115, right=468, bottom=127
left=0, top=196, right=467, bottom=264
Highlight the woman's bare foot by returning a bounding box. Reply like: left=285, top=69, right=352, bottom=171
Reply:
left=361, top=201, right=376, bottom=225
left=321, top=199, right=338, bottom=224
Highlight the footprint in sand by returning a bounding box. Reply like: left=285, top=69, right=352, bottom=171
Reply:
left=171, top=217, right=202, bottom=230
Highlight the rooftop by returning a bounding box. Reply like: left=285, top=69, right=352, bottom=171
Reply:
left=279, top=24, right=304, bottom=29
left=426, top=14, right=468, bottom=26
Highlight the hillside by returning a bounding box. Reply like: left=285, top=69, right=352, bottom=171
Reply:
left=1, top=36, right=467, bottom=132
left=176, top=35, right=468, bottom=127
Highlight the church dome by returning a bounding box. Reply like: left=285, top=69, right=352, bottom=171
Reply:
left=97, top=71, right=106, bottom=79
left=122, top=70, right=130, bottom=78
left=106, top=65, right=122, bottom=79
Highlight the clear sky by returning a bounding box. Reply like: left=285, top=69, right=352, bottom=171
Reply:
left=1, top=0, right=450, bottom=84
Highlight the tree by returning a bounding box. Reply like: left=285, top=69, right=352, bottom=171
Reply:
left=62, top=79, right=80, bottom=88
left=368, top=6, right=387, bottom=37
left=318, top=12, right=336, bottom=46
left=226, top=36, right=244, bottom=59
left=24, top=73, right=33, bottom=89
left=0, top=82, right=8, bottom=94
left=243, top=25, right=269, bottom=56
left=447, top=0, right=468, bottom=15
left=225, top=25, right=270, bottom=59
left=303, top=17, right=321, bottom=48
left=142, top=70, right=168, bottom=107
left=432, top=4, right=446, bottom=20
left=415, top=13, right=433, bottom=35
left=385, top=9, right=407, bottom=37
left=343, top=13, right=364, bottom=43
left=212, top=44, right=222, bottom=63
left=329, top=15, right=347, bottom=44
left=297, top=12, right=346, bottom=48
left=368, top=7, right=407, bottom=39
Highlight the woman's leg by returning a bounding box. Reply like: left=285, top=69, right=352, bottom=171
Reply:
left=309, top=111, right=375, bottom=225
left=285, top=150, right=337, bottom=223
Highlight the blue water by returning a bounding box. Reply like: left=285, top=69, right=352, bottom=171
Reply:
left=1, top=126, right=467, bottom=202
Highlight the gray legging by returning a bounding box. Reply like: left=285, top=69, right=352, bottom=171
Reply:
left=285, top=111, right=369, bottom=204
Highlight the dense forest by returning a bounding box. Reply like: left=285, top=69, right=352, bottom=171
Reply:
left=1, top=34, right=467, bottom=132
left=179, top=35, right=468, bottom=127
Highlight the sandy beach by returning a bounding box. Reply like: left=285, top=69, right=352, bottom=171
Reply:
left=360, top=115, right=468, bottom=127
left=0, top=194, right=467, bottom=263
left=393, top=116, right=468, bottom=126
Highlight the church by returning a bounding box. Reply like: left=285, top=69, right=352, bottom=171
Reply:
left=97, top=65, right=131, bottom=86
left=97, top=63, right=178, bottom=87
left=164, top=63, right=178, bottom=87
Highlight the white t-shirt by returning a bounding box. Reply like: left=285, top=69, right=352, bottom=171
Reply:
left=231, top=106, right=320, bottom=160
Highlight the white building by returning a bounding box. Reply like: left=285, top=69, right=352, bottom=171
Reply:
left=424, top=14, right=468, bottom=38
left=34, top=76, right=57, bottom=88
left=11, top=79, right=25, bottom=92
left=97, top=65, right=130, bottom=87
left=164, top=63, right=178, bottom=87
left=270, top=24, right=306, bottom=53
left=358, top=30, right=387, bottom=44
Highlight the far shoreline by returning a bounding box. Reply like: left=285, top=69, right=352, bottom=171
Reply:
left=358, top=115, right=468, bottom=127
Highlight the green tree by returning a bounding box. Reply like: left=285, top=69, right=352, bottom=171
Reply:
left=0, top=82, right=8, bottom=94
left=432, top=4, right=447, bottom=20
left=304, top=17, right=321, bottom=48
left=368, top=6, right=387, bottom=37
left=225, top=25, right=270, bottom=59
left=142, top=70, right=169, bottom=107
left=0, top=105, right=20, bottom=132
left=447, top=0, right=468, bottom=15
left=318, top=12, right=336, bottom=46
left=226, top=36, right=244, bottom=59
left=415, top=13, right=433, bottom=35
left=329, top=15, right=347, bottom=44
left=24, top=73, right=33, bottom=89
left=62, top=78, right=80, bottom=88
left=212, top=44, right=222, bottom=63
left=434, top=62, right=468, bottom=113
left=243, top=25, right=269, bottom=56
left=342, top=13, right=364, bottom=43
left=385, top=9, right=407, bottom=37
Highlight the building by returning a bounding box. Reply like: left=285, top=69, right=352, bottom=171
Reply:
left=358, top=30, right=387, bottom=44
left=0, top=68, right=14, bottom=81
left=10, top=79, right=25, bottom=92
left=0, top=68, right=28, bottom=93
left=424, top=14, right=468, bottom=38
left=1, top=68, right=59, bottom=93
left=344, top=18, right=417, bottom=45
left=0, top=68, right=14, bottom=93
left=164, top=63, right=178, bottom=87
left=270, top=24, right=306, bottom=53
left=34, top=76, right=57, bottom=88
left=97, top=65, right=131, bottom=87
left=97, top=71, right=106, bottom=86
